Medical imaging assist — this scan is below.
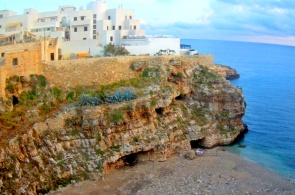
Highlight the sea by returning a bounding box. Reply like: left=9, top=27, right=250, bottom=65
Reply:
left=181, top=39, right=295, bottom=180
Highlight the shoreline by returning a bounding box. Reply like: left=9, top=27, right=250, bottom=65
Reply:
left=50, top=147, right=295, bottom=195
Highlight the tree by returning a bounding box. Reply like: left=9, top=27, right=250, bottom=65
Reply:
left=104, top=43, right=130, bottom=56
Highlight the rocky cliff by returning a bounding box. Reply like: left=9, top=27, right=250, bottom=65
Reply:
left=0, top=57, right=245, bottom=194
left=213, top=64, right=240, bottom=80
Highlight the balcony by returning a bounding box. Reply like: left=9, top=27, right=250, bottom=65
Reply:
left=71, top=20, right=91, bottom=26
left=33, top=21, right=59, bottom=28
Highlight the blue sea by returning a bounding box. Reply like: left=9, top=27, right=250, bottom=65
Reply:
left=181, top=39, right=295, bottom=180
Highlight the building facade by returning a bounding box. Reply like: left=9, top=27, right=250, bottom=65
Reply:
left=0, top=1, right=180, bottom=56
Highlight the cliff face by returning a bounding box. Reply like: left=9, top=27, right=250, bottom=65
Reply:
left=0, top=58, right=245, bottom=194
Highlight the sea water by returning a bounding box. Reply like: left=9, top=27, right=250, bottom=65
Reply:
left=181, top=39, right=295, bottom=180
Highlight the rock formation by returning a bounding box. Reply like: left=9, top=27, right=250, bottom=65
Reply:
left=213, top=64, right=240, bottom=80
left=0, top=57, right=245, bottom=194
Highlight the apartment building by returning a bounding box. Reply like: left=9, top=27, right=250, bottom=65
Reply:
left=0, top=1, right=180, bottom=56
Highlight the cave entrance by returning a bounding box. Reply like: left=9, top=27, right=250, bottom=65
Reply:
left=190, top=139, right=204, bottom=149
left=155, top=107, right=164, bottom=115
left=175, top=94, right=186, bottom=101
left=106, top=150, right=154, bottom=172
left=12, top=96, right=19, bottom=105
left=123, top=153, right=139, bottom=166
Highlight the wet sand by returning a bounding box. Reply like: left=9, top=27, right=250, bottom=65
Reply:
left=50, top=147, right=295, bottom=195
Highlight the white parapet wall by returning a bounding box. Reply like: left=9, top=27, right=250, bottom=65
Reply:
left=124, top=36, right=180, bottom=56
left=60, top=39, right=103, bottom=58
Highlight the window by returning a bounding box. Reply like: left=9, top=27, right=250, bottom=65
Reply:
left=40, top=19, right=45, bottom=22
left=74, top=17, right=77, bottom=21
left=107, top=26, right=109, bottom=30
left=83, top=38, right=86, bottom=40
left=112, top=26, right=115, bottom=30
left=108, top=16, right=111, bottom=20
left=81, top=16, right=85, bottom=20
left=93, top=20, right=96, bottom=24
left=110, top=36, right=113, bottom=41
left=130, top=25, right=132, bottom=30
left=1, top=53, right=4, bottom=57
left=93, top=35, right=96, bottom=39
left=0, top=25, right=1, bottom=28
left=74, top=27, right=77, bottom=32
left=93, top=30, right=96, bottom=34
left=93, top=14, right=96, bottom=18
left=84, top=26, right=88, bottom=31
left=129, top=16, right=132, bottom=19
left=47, top=28, right=50, bottom=31
left=0, top=15, right=3, bottom=19
left=93, top=25, right=96, bottom=29
left=125, top=16, right=127, bottom=20
left=119, top=26, right=122, bottom=30
left=134, top=26, right=136, bottom=30
left=51, top=18, right=55, bottom=21
left=12, top=58, right=18, bottom=66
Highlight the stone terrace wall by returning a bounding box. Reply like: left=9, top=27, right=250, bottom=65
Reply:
left=0, top=54, right=214, bottom=98
left=43, top=55, right=214, bottom=89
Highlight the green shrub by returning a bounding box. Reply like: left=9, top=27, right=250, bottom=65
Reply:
left=37, top=75, right=47, bottom=88
left=38, top=103, right=50, bottom=115
left=151, top=98, right=157, bottom=107
left=110, top=144, right=121, bottom=152
left=77, top=94, right=101, bottom=107
left=5, top=84, right=15, bottom=93
left=95, top=149, right=104, bottom=156
left=71, top=130, right=79, bottom=136
left=66, top=91, right=75, bottom=102
left=52, top=87, right=61, bottom=100
left=111, top=111, right=123, bottom=123
left=96, top=132, right=102, bottom=142
left=103, top=43, right=130, bottom=56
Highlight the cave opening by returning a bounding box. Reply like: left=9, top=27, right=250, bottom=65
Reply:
left=106, top=150, right=154, bottom=171
left=175, top=94, right=186, bottom=101
left=190, top=140, right=204, bottom=149
left=155, top=107, right=164, bottom=115
left=12, top=96, right=19, bottom=105
left=123, top=153, right=139, bottom=166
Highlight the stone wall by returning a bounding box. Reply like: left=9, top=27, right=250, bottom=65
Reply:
left=43, top=55, right=214, bottom=89
left=0, top=54, right=214, bottom=98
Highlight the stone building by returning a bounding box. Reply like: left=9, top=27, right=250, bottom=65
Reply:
left=0, top=38, right=59, bottom=98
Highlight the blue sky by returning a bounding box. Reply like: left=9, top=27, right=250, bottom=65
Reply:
left=2, top=0, right=295, bottom=46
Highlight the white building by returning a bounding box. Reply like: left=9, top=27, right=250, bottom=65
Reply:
left=0, top=1, right=180, bottom=57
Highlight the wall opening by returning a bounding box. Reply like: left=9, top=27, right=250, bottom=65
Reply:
left=50, top=53, right=54, bottom=61
left=12, top=96, right=19, bottom=105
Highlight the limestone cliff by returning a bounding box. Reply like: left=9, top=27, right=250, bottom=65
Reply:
left=0, top=57, right=245, bottom=194
left=213, top=64, right=240, bottom=80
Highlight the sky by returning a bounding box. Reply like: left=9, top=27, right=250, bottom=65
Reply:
left=1, top=0, right=295, bottom=46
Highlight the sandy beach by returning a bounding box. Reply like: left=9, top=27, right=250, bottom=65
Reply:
left=50, top=147, right=294, bottom=195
